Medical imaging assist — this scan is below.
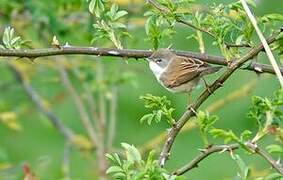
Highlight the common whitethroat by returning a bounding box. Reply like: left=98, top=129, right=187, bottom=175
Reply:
left=147, top=49, right=221, bottom=93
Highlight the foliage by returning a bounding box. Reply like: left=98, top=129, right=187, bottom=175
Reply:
left=88, top=1, right=129, bottom=48
left=196, top=111, right=218, bottom=146
left=0, top=27, right=29, bottom=49
left=139, top=94, right=175, bottom=126
left=106, top=143, right=183, bottom=180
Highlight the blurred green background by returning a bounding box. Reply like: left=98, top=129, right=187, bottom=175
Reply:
left=0, top=0, right=282, bottom=179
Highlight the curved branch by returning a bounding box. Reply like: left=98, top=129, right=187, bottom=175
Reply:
left=173, top=144, right=239, bottom=175
left=173, top=142, right=283, bottom=176
left=158, top=31, right=281, bottom=167
left=0, top=47, right=282, bottom=75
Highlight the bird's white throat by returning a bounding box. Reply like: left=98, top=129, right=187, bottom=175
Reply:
left=149, top=61, right=165, bottom=80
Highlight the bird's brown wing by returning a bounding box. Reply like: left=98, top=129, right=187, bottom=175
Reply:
left=160, top=56, right=209, bottom=88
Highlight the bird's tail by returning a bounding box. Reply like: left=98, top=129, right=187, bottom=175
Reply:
left=201, top=66, right=222, bottom=75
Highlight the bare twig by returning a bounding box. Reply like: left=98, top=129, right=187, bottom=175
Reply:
left=0, top=47, right=282, bottom=75
left=8, top=63, right=74, bottom=141
left=107, top=86, right=118, bottom=150
left=62, top=143, right=71, bottom=180
left=57, top=59, right=98, bottom=145
left=173, top=142, right=283, bottom=175
left=95, top=60, right=108, bottom=179
left=173, top=144, right=239, bottom=175
left=158, top=31, right=280, bottom=167
left=240, top=0, right=283, bottom=87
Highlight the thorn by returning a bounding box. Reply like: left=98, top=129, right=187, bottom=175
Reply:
left=63, top=42, right=71, bottom=47
left=202, top=78, right=212, bottom=94
left=198, top=148, right=206, bottom=153
left=189, top=106, right=197, bottom=115
left=217, top=82, right=223, bottom=87
left=219, top=148, right=228, bottom=154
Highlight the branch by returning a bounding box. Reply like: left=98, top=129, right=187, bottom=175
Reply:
left=240, top=0, right=283, bottom=87
left=8, top=63, right=74, bottom=141
left=146, top=0, right=254, bottom=49
left=57, top=59, right=98, bottom=145
left=173, top=142, right=283, bottom=176
left=173, top=144, right=239, bottom=175
left=158, top=31, right=281, bottom=167
left=0, top=47, right=282, bottom=75
left=245, top=142, right=283, bottom=174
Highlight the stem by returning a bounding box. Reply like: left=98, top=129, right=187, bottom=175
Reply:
left=240, top=0, right=283, bottom=87
left=0, top=47, right=282, bottom=75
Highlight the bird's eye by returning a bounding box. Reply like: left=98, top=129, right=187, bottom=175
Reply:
left=155, top=59, right=162, bottom=63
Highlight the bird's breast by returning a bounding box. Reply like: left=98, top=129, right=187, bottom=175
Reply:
left=149, top=61, right=165, bottom=80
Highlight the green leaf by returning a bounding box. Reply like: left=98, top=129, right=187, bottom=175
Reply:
left=262, top=13, right=283, bottom=22
left=240, top=130, right=252, bottom=141
left=209, top=128, right=239, bottom=143
left=232, top=154, right=251, bottom=180
left=266, top=144, right=283, bottom=154
left=115, top=10, right=128, bottom=20
left=106, top=166, right=123, bottom=174
left=140, top=114, right=154, bottom=125
left=121, top=143, right=142, bottom=163
left=88, top=0, right=96, bottom=14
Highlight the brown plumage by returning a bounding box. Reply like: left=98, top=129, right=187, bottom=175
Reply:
left=148, top=49, right=221, bottom=93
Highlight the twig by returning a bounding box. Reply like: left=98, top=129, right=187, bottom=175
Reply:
left=8, top=63, right=74, bottom=141
left=158, top=31, right=280, bottom=167
left=62, top=143, right=71, bottom=180
left=57, top=59, right=98, bottom=145
left=173, top=142, right=283, bottom=175
left=245, top=142, right=283, bottom=174
left=95, top=60, right=108, bottom=179
left=0, top=47, right=282, bottom=75
left=173, top=144, right=239, bottom=175
left=107, top=86, right=118, bottom=150
left=240, top=0, right=283, bottom=87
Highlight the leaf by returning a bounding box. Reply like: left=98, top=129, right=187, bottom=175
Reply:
left=232, top=154, right=251, bottom=180
left=121, top=143, right=142, bottom=163
left=140, top=114, right=154, bottom=125
left=106, top=166, right=123, bottom=174
left=246, top=0, right=256, bottom=7
left=240, top=130, right=252, bottom=141
left=209, top=129, right=239, bottom=143
left=115, top=10, right=128, bottom=20
left=88, top=0, right=96, bottom=14
left=262, top=13, right=283, bottom=22
left=266, top=144, right=283, bottom=154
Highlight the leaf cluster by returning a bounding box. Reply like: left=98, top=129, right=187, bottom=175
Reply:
left=88, top=0, right=129, bottom=48
left=0, top=27, right=29, bottom=49
left=106, top=143, right=182, bottom=180
left=139, top=94, right=175, bottom=126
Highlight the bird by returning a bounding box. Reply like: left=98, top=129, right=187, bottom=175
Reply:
left=147, top=49, right=221, bottom=93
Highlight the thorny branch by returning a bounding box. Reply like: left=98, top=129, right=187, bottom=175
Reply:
left=173, top=142, right=283, bottom=175
left=157, top=31, right=281, bottom=167
left=0, top=47, right=282, bottom=75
